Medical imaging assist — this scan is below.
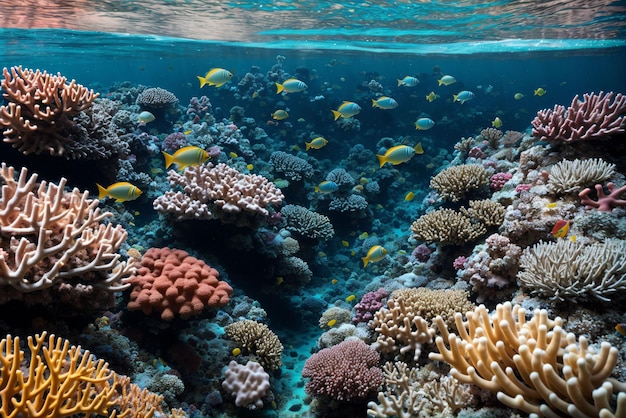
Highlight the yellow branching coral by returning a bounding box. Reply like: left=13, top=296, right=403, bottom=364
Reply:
left=430, top=164, right=489, bottom=202
left=410, top=208, right=486, bottom=245
left=111, top=375, right=164, bottom=418
left=518, top=239, right=626, bottom=302
left=0, top=164, right=133, bottom=303
left=0, top=66, right=99, bottom=156
left=0, top=332, right=117, bottom=417
left=548, top=158, right=615, bottom=194
left=224, top=320, right=284, bottom=371
left=429, top=302, right=626, bottom=417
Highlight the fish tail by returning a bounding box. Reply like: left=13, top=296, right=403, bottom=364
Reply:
left=414, top=143, right=424, bottom=154
left=376, top=154, right=386, bottom=168
left=397, top=79, right=402, bottom=87
left=438, top=80, right=444, bottom=86
left=162, top=151, right=175, bottom=169
left=362, top=257, right=369, bottom=268
left=331, top=110, right=341, bottom=121
left=96, top=183, right=108, bottom=200
left=275, top=83, right=284, bottom=94
left=453, top=94, right=458, bottom=102
left=371, top=99, right=378, bottom=108
left=305, top=142, right=311, bottom=151
left=197, top=75, right=207, bottom=88
left=314, top=186, right=320, bottom=193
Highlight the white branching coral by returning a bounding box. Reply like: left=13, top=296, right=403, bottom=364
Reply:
left=517, top=239, right=626, bottom=302
left=0, top=164, right=133, bottom=297
left=548, top=158, right=616, bottom=194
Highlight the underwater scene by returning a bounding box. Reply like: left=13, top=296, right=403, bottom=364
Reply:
left=1, top=1, right=626, bottom=417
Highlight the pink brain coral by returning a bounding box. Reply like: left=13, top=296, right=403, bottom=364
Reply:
left=127, top=247, right=233, bottom=320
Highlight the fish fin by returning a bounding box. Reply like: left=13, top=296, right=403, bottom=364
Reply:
left=196, top=75, right=207, bottom=88
left=114, top=198, right=126, bottom=203
left=162, top=151, right=175, bottom=169
left=96, top=183, right=108, bottom=200
left=414, top=143, right=424, bottom=154
left=305, top=142, right=311, bottom=151
left=331, top=110, right=341, bottom=121
left=376, top=154, right=386, bottom=168
left=362, top=257, right=369, bottom=268
left=275, top=83, right=284, bottom=94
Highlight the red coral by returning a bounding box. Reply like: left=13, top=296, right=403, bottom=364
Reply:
left=127, top=247, right=233, bottom=320
left=578, top=182, right=626, bottom=212
left=302, top=340, right=383, bottom=401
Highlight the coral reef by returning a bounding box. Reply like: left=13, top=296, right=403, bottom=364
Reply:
left=579, top=182, right=626, bottom=211
left=269, top=151, right=314, bottom=181
left=224, top=320, right=284, bottom=371
left=430, top=164, right=489, bottom=202
left=126, top=247, right=233, bottom=320
left=410, top=208, right=486, bottom=245
left=280, top=204, right=335, bottom=241
left=221, top=360, right=270, bottom=409
left=548, top=158, right=616, bottom=194
left=136, top=87, right=179, bottom=108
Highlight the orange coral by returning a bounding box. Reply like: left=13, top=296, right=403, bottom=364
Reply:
left=0, top=66, right=99, bottom=156
left=127, top=247, right=233, bottom=320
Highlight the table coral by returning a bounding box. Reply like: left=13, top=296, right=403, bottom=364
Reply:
left=0, top=164, right=133, bottom=306
left=429, top=302, right=626, bottom=417
left=0, top=66, right=99, bottom=156
left=126, top=247, right=233, bottom=320
left=532, top=91, right=626, bottom=142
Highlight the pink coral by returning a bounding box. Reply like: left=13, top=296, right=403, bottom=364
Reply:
left=489, top=172, right=512, bottom=190
left=127, top=247, right=233, bottom=320
left=162, top=132, right=187, bottom=153
left=532, top=91, right=626, bottom=142
left=353, top=288, right=389, bottom=323
left=579, top=182, right=626, bottom=212
left=302, top=340, right=383, bottom=401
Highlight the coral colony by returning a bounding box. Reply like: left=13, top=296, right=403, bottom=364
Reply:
left=0, top=60, right=625, bottom=418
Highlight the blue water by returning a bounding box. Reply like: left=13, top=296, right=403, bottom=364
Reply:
left=1, top=1, right=626, bottom=417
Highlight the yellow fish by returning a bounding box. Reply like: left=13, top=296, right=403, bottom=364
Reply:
left=371, top=96, right=399, bottom=109
left=331, top=101, right=361, bottom=120
left=252, top=91, right=260, bottom=99
left=326, top=319, right=337, bottom=327
left=397, top=76, right=419, bottom=87
left=546, top=202, right=558, bottom=209
left=514, top=93, right=525, bottom=100
left=341, top=240, right=349, bottom=247
left=345, top=295, right=356, bottom=302
left=276, top=276, right=284, bottom=285
left=229, top=152, right=239, bottom=158
left=362, top=245, right=388, bottom=267
left=305, top=137, right=328, bottom=151
left=550, top=220, right=570, bottom=239
left=376, top=144, right=424, bottom=168
left=232, top=347, right=241, bottom=356
left=437, top=75, right=456, bottom=86
left=96, top=182, right=142, bottom=202
left=358, top=232, right=369, bottom=240
left=534, top=87, right=547, bottom=96
left=246, top=164, right=254, bottom=171
left=331, top=279, right=338, bottom=285
left=197, top=68, right=233, bottom=88
left=183, top=130, right=192, bottom=135
left=425, top=91, right=440, bottom=102
left=272, top=109, right=289, bottom=120
left=404, top=191, right=415, bottom=201
left=492, top=117, right=502, bottom=128
left=276, top=78, right=308, bottom=94
left=162, top=146, right=210, bottom=170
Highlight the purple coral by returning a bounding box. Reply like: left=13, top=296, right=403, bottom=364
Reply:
left=162, top=132, right=187, bottom=153
left=490, top=172, right=512, bottom=190
left=579, top=182, right=626, bottom=211
left=353, top=288, right=388, bottom=323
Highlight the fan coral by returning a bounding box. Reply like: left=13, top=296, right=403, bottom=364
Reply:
left=548, top=158, right=616, bottom=194
left=0, top=66, right=99, bottom=156
left=430, top=164, right=489, bottom=202
left=410, top=208, right=486, bottom=245
left=0, top=164, right=133, bottom=306
left=224, top=320, right=284, bottom=371
left=280, top=204, right=335, bottom=240
left=532, top=91, right=626, bottom=142
left=429, top=302, right=626, bottom=417
left=517, top=239, right=626, bottom=302
left=126, top=247, right=233, bottom=320
left=302, top=340, right=384, bottom=401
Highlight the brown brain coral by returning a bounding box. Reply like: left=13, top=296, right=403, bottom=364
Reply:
left=430, top=164, right=489, bottom=202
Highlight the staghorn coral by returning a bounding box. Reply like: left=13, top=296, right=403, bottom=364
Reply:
left=460, top=199, right=506, bottom=227
left=548, top=158, right=616, bottom=194
left=410, top=208, right=486, bottom=246
left=112, top=375, right=165, bottom=418
left=153, top=163, right=284, bottom=223
left=0, top=66, right=100, bottom=157
left=532, top=91, right=626, bottom=142
left=430, top=164, right=489, bottom=202
left=280, top=204, right=335, bottom=240
left=126, top=247, right=233, bottom=320
left=269, top=151, right=314, bottom=181
left=302, top=339, right=384, bottom=402
left=0, top=164, right=133, bottom=306
left=429, top=302, right=626, bottom=417
left=224, top=320, right=284, bottom=371
left=518, top=239, right=626, bottom=302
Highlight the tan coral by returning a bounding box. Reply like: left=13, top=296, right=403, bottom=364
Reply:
left=0, top=164, right=133, bottom=299
left=410, top=208, right=486, bottom=245
left=0, top=66, right=99, bottom=156
left=548, top=158, right=616, bottom=194
left=460, top=199, right=506, bottom=227
left=429, top=302, right=626, bottom=417
left=224, top=320, right=284, bottom=371
left=430, top=164, right=489, bottom=202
